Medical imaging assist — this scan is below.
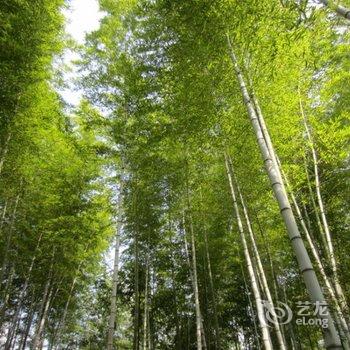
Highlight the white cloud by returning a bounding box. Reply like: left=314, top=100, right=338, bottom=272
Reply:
left=60, top=0, right=104, bottom=106
left=64, top=0, right=104, bottom=44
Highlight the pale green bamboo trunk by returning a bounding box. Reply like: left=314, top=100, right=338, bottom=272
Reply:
left=224, top=154, right=273, bottom=350
left=226, top=153, right=287, bottom=350
left=107, top=180, right=124, bottom=350
left=226, top=34, right=342, bottom=349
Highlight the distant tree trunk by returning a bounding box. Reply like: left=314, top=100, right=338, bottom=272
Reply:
left=54, top=276, right=78, bottom=350
left=0, top=264, right=14, bottom=327
left=203, top=227, right=221, bottom=350
left=224, top=154, right=272, bottom=350
left=31, top=280, right=53, bottom=350
left=184, top=160, right=207, bottom=350
left=171, top=267, right=181, bottom=350
left=182, top=214, right=206, bottom=350
left=5, top=305, right=19, bottom=349
left=167, top=214, right=181, bottom=350
left=39, top=280, right=62, bottom=350
left=318, top=0, right=350, bottom=20
left=256, top=212, right=290, bottom=345
left=19, top=295, right=36, bottom=350
left=255, top=213, right=280, bottom=305
left=187, top=316, right=190, bottom=350
left=149, top=269, right=155, bottom=350
left=199, top=189, right=221, bottom=350
left=133, top=229, right=140, bottom=350
left=0, top=95, right=22, bottom=176
left=241, top=264, right=261, bottom=350
left=188, top=212, right=205, bottom=350
left=226, top=35, right=341, bottom=349
left=0, top=131, right=12, bottom=176
left=6, top=232, right=44, bottom=347
left=282, top=284, right=299, bottom=350
left=0, top=193, right=20, bottom=286
left=147, top=298, right=151, bottom=350
left=107, top=180, right=123, bottom=350
left=0, top=200, right=8, bottom=230
left=142, top=253, right=150, bottom=350
left=226, top=153, right=287, bottom=350
left=304, top=159, right=329, bottom=253
left=300, top=98, right=349, bottom=318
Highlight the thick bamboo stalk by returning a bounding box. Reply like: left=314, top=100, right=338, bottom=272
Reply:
left=319, top=0, right=350, bottom=20
left=253, top=91, right=350, bottom=343
left=226, top=35, right=341, bottom=349
left=279, top=163, right=350, bottom=346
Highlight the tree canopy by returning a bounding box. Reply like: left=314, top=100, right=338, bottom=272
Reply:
left=0, top=0, right=349, bottom=349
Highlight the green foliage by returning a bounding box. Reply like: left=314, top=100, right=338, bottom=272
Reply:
left=1, top=0, right=349, bottom=349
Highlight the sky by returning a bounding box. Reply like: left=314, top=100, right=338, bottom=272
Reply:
left=60, top=0, right=104, bottom=106
left=64, top=0, right=103, bottom=44
left=61, top=1, right=117, bottom=269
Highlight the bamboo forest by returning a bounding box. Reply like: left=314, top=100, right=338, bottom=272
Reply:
left=1, top=0, right=350, bottom=349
